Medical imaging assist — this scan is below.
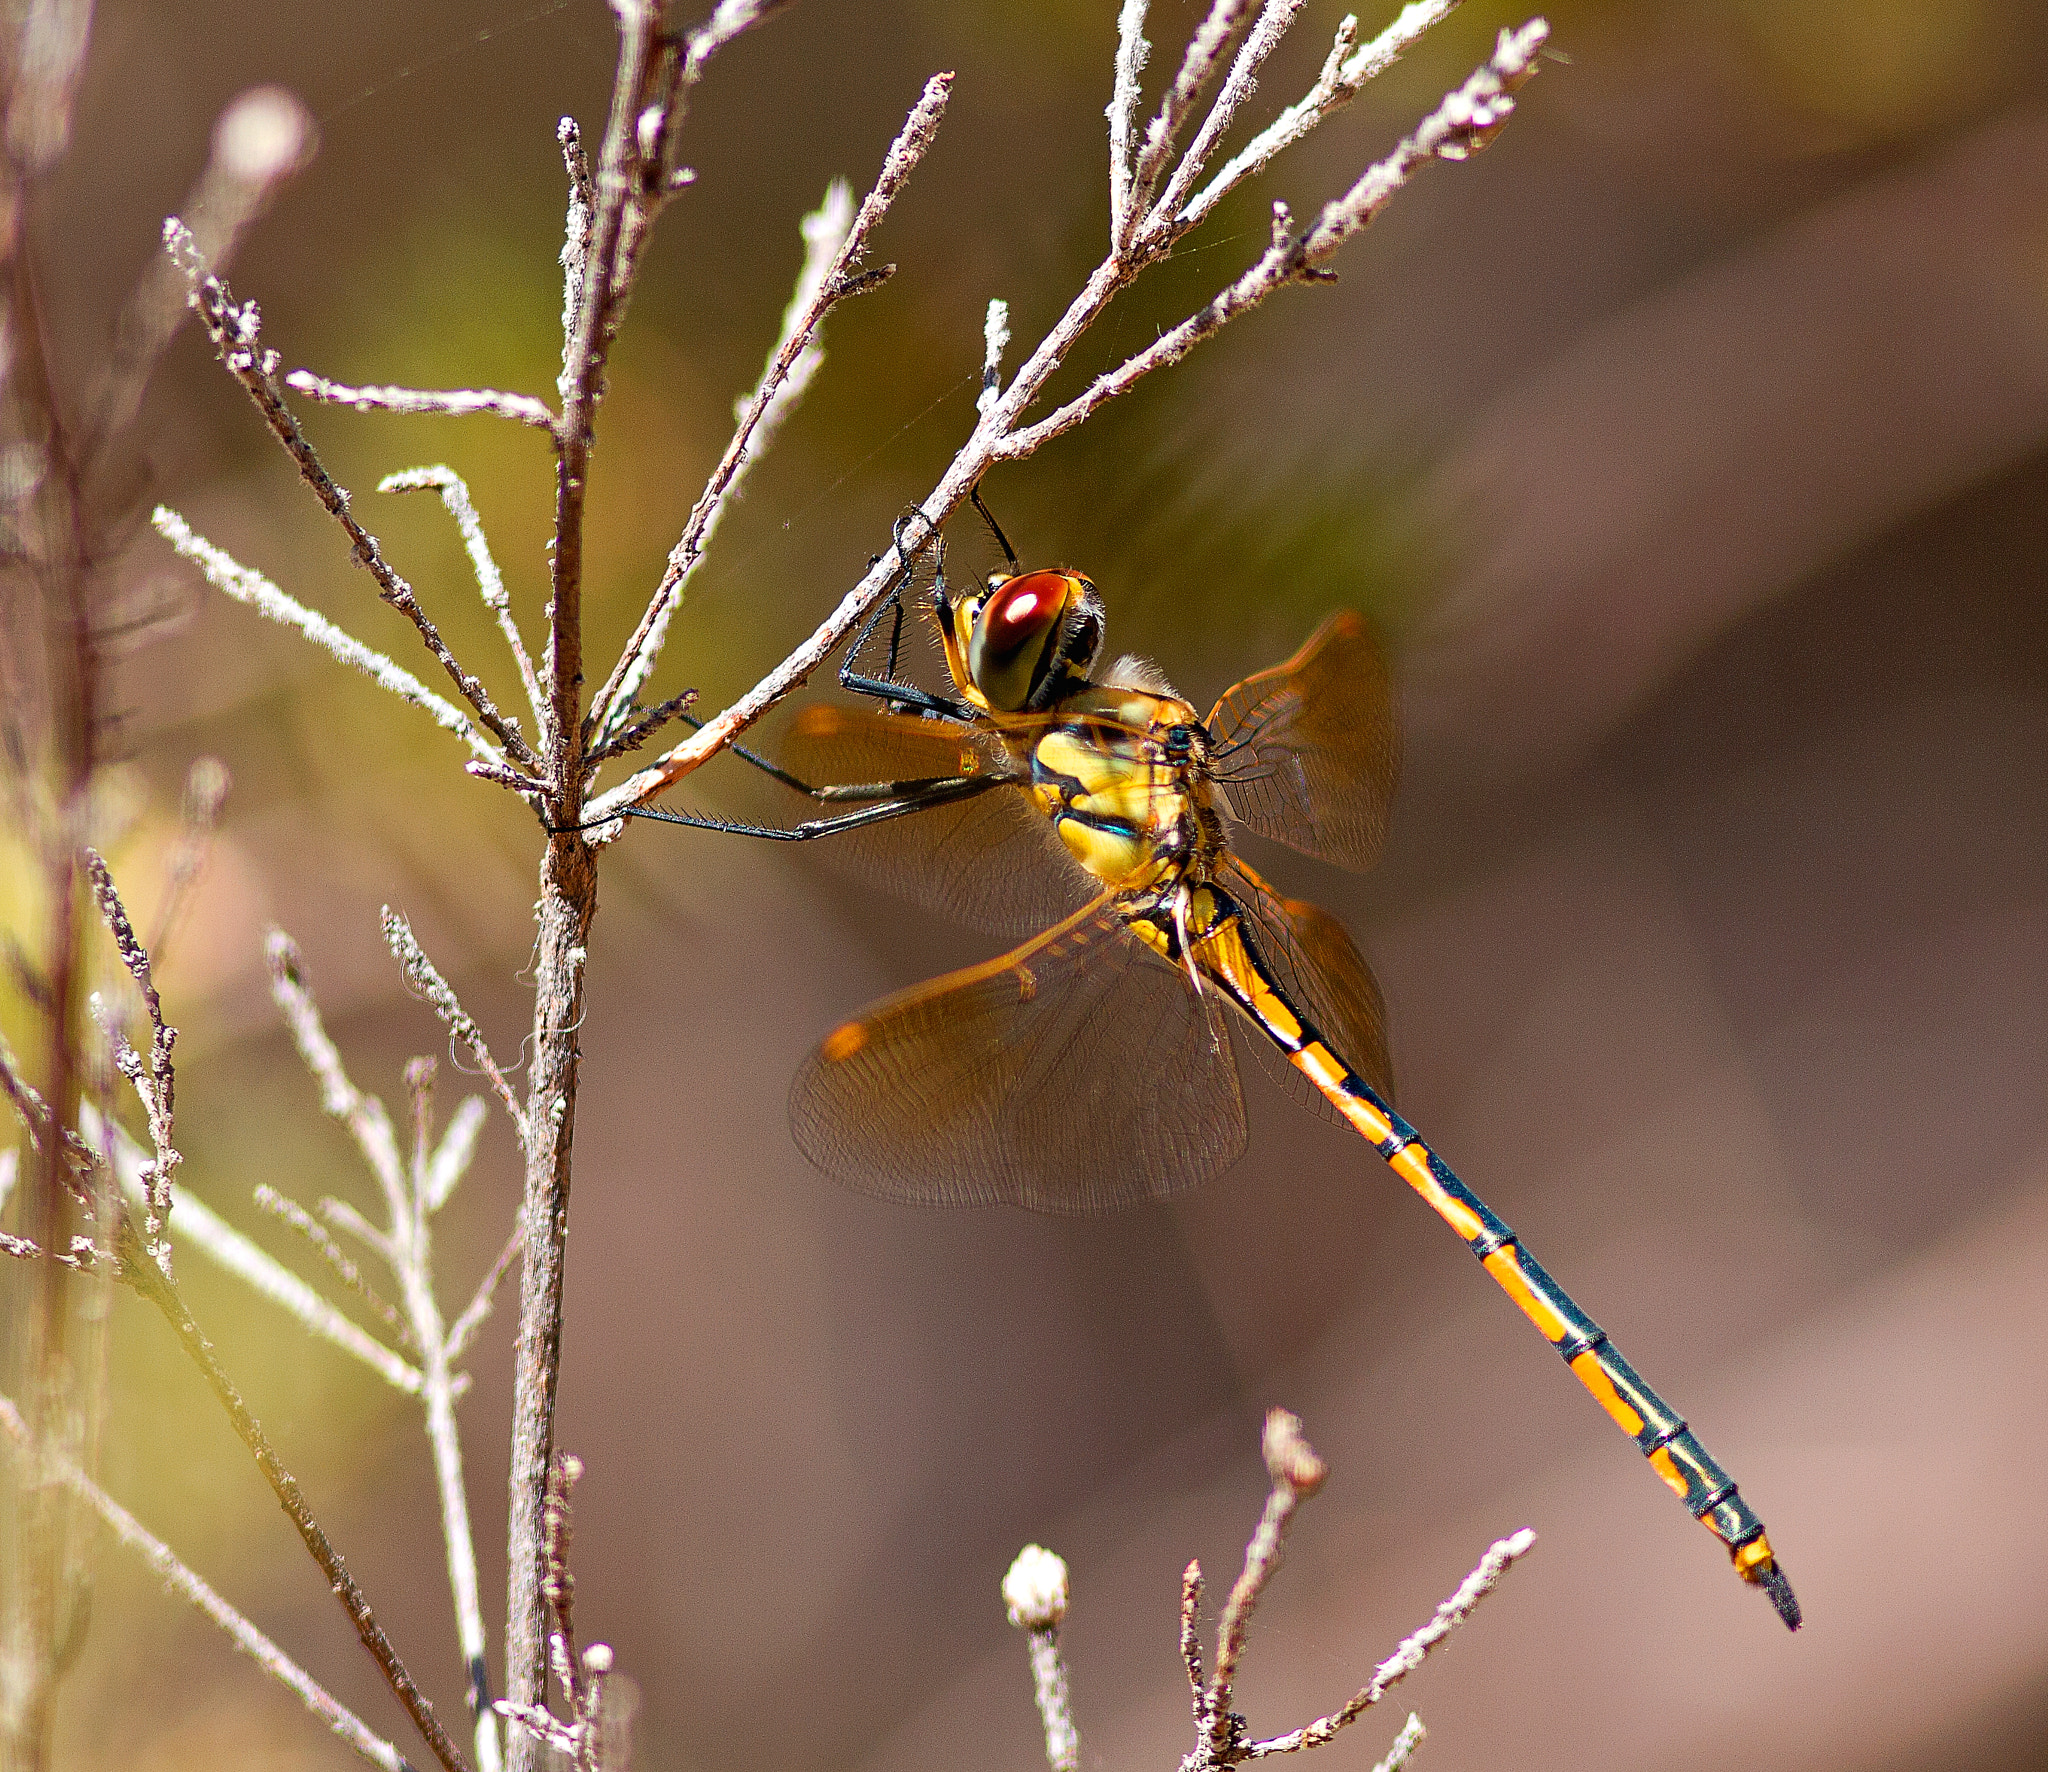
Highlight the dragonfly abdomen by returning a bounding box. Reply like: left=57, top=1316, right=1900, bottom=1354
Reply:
left=1192, top=896, right=1801, bottom=1630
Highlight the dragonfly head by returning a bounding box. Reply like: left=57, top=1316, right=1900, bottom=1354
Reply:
left=950, top=569, right=1105, bottom=713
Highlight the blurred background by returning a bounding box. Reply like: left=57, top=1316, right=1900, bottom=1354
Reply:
left=4, top=0, right=2046, bottom=1766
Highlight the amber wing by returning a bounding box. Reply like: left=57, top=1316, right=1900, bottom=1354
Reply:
left=775, top=704, right=1098, bottom=939
left=1218, top=855, right=1395, bottom=1117
left=790, top=894, right=1246, bottom=1212
left=1204, top=611, right=1399, bottom=874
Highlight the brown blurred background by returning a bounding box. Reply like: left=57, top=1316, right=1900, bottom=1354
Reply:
left=6, top=0, right=2047, bottom=1767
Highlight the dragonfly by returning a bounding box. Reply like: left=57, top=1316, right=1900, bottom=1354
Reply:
left=630, top=497, right=1800, bottom=1630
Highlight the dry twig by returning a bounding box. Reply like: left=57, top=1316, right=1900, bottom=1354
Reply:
left=587, top=10, right=1548, bottom=821
left=1005, top=1411, right=1531, bottom=1772
left=0, top=1392, right=412, bottom=1772
left=1004, top=1545, right=1080, bottom=1772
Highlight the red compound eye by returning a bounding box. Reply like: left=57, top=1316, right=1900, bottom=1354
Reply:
left=969, top=571, right=1073, bottom=710
left=979, top=572, right=1064, bottom=654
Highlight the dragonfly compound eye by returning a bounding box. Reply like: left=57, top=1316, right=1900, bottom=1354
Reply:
left=969, top=570, right=1093, bottom=712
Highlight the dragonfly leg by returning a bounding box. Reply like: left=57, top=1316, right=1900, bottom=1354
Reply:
left=608, top=772, right=1011, bottom=842
left=669, top=712, right=990, bottom=804
left=818, top=511, right=979, bottom=721
left=968, top=482, right=1020, bottom=573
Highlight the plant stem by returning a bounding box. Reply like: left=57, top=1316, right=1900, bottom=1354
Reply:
left=501, top=833, right=596, bottom=1769
left=122, top=1230, right=471, bottom=1772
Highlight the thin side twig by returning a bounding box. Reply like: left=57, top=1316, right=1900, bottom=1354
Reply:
left=1146, top=0, right=1306, bottom=234
left=587, top=688, right=697, bottom=765
left=1367, top=1715, right=1426, bottom=1772
left=380, top=909, right=524, bottom=1132
left=320, top=1196, right=397, bottom=1262
left=165, top=225, right=540, bottom=769
left=255, top=1183, right=415, bottom=1352
left=977, top=297, right=1011, bottom=416
left=146, top=755, right=232, bottom=962
left=89, top=85, right=314, bottom=452
left=266, top=931, right=410, bottom=1229
left=556, top=118, right=593, bottom=384
left=1128, top=0, right=1255, bottom=223
left=83, top=850, right=178, bottom=1272
left=1180, top=0, right=1463, bottom=232
left=1205, top=1409, right=1328, bottom=1755
left=152, top=509, right=510, bottom=768
left=0, top=1392, right=413, bottom=1772
left=380, top=467, right=546, bottom=731
left=1243, top=1529, right=1536, bottom=1757
left=1003, top=1545, right=1079, bottom=1772
left=446, top=1228, right=523, bottom=1365
left=1179, top=1559, right=1206, bottom=1709
left=1106, top=0, right=1150, bottom=243
left=285, top=372, right=557, bottom=430
left=117, top=1218, right=470, bottom=1772
left=588, top=71, right=951, bottom=747
left=497, top=1454, right=620, bottom=1771
left=423, top=1094, right=490, bottom=1215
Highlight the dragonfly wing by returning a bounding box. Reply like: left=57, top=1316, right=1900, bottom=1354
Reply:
left=1219, top=856, right=1395, bottom=1118
left=778, top=705, right=1097, bottom=939
left=791, top=894, right=1247, bottom=1212
left=1204, top=611, right=1399, bottom=874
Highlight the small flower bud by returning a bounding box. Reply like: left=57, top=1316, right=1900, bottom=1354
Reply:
left=1003, top=1544, right=1070, bottom=1630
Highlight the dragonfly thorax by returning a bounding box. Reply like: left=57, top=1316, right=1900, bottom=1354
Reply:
left=1026, top=684, right=1224, bottom=894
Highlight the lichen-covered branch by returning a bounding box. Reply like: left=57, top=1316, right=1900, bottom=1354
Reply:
left=286, top=373, right=556, bottom=430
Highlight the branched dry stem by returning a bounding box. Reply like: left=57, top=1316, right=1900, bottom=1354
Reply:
left=587, top=69, right=952, bottom=749
left=1006, top=1413, right=1529, bottom=1772
left=1242, top=1528, right=1536, bottom=1757
left=160, top=223, right=539, bottom=771
left=257, top=933, right=514, bottom=1772
left=588, top=5, right=1547, bottom=822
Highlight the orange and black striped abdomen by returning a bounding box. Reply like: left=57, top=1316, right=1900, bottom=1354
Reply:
left=1185, top=887, right=1800, bottom=1629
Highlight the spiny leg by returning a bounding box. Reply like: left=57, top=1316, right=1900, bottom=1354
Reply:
left=613, top=772, right=1011, bottom=842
